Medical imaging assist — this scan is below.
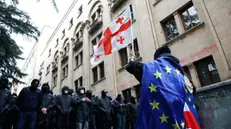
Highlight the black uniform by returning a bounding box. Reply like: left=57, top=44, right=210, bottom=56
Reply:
left=126, top=97, right=138, bottom=129
left=86, top=91, right=98, bottom=129
left=74, top=87, right=90, bottom=129
left=56, top=86, right=73, bottom=129
left=37, top=84, right=55, bottom=129
left=0, top=77, right=12, bottom=129
left=98, top=90, right=112, bottom=129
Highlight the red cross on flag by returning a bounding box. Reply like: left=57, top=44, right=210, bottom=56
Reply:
left=91, top=8, right=132, bottom=66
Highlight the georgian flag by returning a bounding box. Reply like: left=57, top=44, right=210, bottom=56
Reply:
left=91, top=8, right=132, bottom=66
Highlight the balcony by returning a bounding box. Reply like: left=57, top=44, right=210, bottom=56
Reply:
left=73, top=37, right=83, bottom=51
left=110, top=0, right=128, bottom=12
left=89, top=15, right=103, bottom=34
left=52, top=62, right=58, bottom=72
left=61, top=52, right=68, bottom=63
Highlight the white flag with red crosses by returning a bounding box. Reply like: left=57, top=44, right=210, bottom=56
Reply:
left=91, top=8, right=132, bottom=66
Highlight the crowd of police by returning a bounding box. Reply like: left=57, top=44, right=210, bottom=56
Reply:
left=0, top=77, right=138, bottom=129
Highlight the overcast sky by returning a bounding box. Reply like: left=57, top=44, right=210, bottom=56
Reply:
left=16, top=0, right=74, bottom=68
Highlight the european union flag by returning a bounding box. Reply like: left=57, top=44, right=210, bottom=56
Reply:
left=136, top=56, right=200, bottom=129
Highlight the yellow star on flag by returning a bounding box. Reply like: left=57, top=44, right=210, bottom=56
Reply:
left=154, top=71, right=162, bottom=79
left=159, top=113, right=168, bottom=123
left=181, top=122, right=185, bottom=128
left=165, top=66, right=172, bottom=74
left=175, top=69, right=180, bottom=75
left=150, top=100, right=159, bottom=110
left=188, top=98, right=192, bottom=102
left=193, top=105, right=196, bottom=109
left=172, top=123, right=180, bottom=129
left=149, top=83, right=157, bottom=93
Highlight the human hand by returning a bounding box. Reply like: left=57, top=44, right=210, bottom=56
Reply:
left=41, top=108, right=47, bottom=114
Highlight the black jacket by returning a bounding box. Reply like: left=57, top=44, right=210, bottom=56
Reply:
left=0, top=88, right=11, bottom=115
left=126, top=102, right=138, bottom=122
left=112, top=99, right=126, bottom=115
left=40, top=92, right=56, bottom=112
left=56, top=94, right=73, bottom=113
left=126, top=61, right=143, bottom=83
left=17, top=87, right=41, bottom=112
left=98, top=97, right=112, bottom=120
left=73, top=95, right=90, bottom=123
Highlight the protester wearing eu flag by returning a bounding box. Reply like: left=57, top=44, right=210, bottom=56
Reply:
left=126, top=46, right=200, bottom=129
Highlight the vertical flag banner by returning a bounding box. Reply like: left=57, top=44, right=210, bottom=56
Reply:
left=91, top=8, right=132, bottom=66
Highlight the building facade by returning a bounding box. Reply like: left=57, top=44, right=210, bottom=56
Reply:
left=18, top=0, right=231, bottom=99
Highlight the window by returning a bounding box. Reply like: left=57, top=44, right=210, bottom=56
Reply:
left=119, top=48, right=128, bottom=67
left=53, top=75, right=57, bottom=86
left=75, top=51, right=83, bottom=68
left=78, top=5, right=83, bottom=17
left=91, top=32, right=102, bottom=55
left=183, top=66, right=192, bottom=81
left=129, top=4, right=135, bottom=21
left=62, top=30, right=65, bottom=39
left=64, top=44, right=69, bottom=53
left=75, top=76, right=83, bottom=91
left=48, top=49, right=51, bottom=57
left=55, top=39, right=59, bottom=48
left=91, top=13, right=97, bottom=23
left=162, top=16, right=179, bottom=41
left=46, top=65, right=50, bottom=75
left=129, top=38, right=140, bottom=58
left=69, top=18, right=73, bottom=29
left=99, top=62, right=105, bottom=79
left=180, top=2, right=200, bottom=30
left=62, top=65, right=68, bottom=79
left=92, top=61, right=105, bottom=83
left=92, top=67, right=98, bottom=83
left=122, top=88, right=132, bottom=102
left=195, top=56, right=221, bottom=86
left=55, top=56, right=59, bottom=64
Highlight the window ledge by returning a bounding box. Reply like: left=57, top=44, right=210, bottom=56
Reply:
left=153, top=0, right=162, bottom=6
left=118, top=64, right=128, bottom=72
left=74, top=63, right=83, bottom=71
left=68, top=25, right=73, bottom=30
left=91, top=77, right=106, bottom=86
left=61, top=76, right=68, bottom=81
left=164, top=22, right=204, bottom=46
left=118, top=57, right=142, bottom=72
left=46, top=72, right=50, bottom=76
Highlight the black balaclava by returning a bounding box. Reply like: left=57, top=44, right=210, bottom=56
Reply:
left=130, top=96, right=136, bottom=104
left=62, top=86, right=69, bottom=95
left=77, top=87, right=85, bottom=96
left=41, top=83, right=50, bottom=93
left=30, top=79, right=39, bottom=91
left=101, top=90, right=108, bottom=98
left=86, top=90, right=92, bottom=98
left=116, top=94, right=122, bottom=102
left=69, top=89, right=74, bottom=96
left=0, top=77, right=9, bottom=89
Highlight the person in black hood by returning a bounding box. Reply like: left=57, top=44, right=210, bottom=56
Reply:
left=0, top=77, right=12, bottom=129
left=86, top=90, right=98, bottom=129
left=37, top=83, right=55, bottom=129
left=56, top=86, right=73, bottom=129
left=112, top=94, right=126, bottom=129
left=126, top=96, right=138, bottom=129
left=73, top=87, right=91, bottom=129
left=98, top=90, right=112, bottom=129
left=69, top=89, right=74, bottom=96
left=16, top=79, right=41, bottom=129
left=126, top=45, right=179, bottom=83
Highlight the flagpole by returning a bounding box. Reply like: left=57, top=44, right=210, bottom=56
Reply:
left=108, top=6, right=118, bottom=98
left=129, top=6, right=135, bottom=61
